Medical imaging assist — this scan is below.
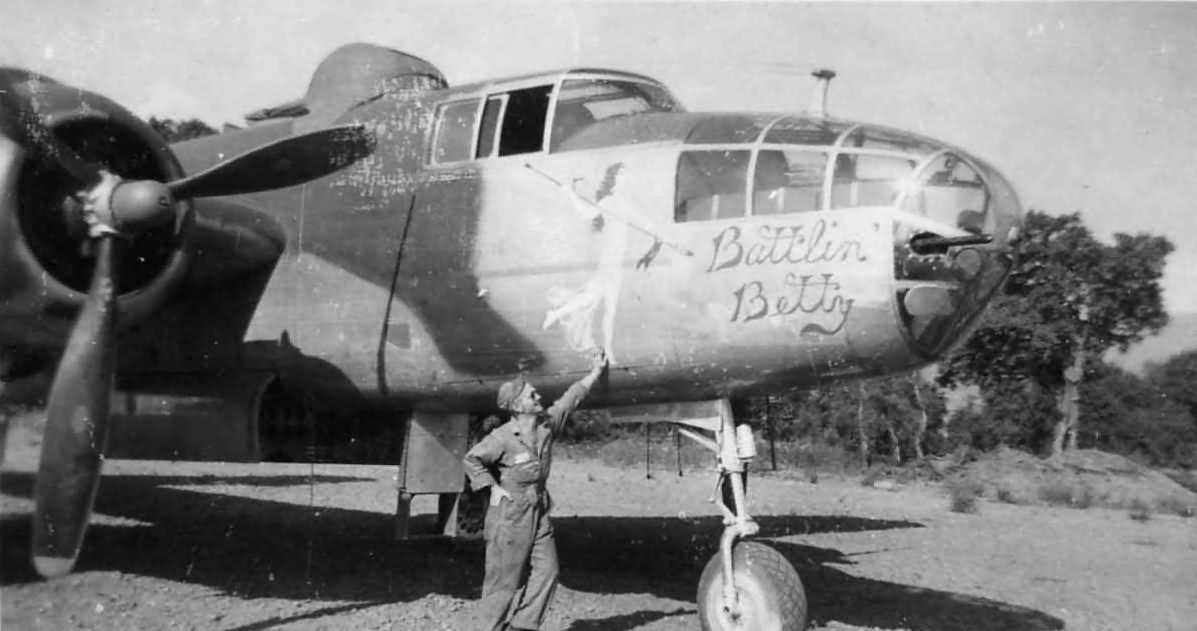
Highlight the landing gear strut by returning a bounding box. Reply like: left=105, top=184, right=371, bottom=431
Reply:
left=677, top=399, right=807, bottom=631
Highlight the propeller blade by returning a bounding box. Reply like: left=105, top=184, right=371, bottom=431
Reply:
left=167, top=123, right=374, bottom=199
left=31, top=236, right=118, bottom=578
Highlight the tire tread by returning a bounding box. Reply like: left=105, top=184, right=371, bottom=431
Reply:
left=697, top=541, right=807, bottom=630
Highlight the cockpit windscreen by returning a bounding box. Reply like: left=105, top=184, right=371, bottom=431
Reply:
left=552, top=78, right=680, bottom=150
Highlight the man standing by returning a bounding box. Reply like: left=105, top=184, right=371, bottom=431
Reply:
left=464, top=350, right=608, bottom=631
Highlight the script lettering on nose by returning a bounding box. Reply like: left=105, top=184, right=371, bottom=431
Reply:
left=707, top=219, right=866, bottom=334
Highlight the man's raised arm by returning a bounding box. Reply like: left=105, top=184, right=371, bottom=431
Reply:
left=546, top=349, right=608, bottom=430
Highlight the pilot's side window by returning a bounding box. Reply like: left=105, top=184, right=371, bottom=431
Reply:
left=476, top=96, right=504, bottom=158
left=753, top=150, right=828, bottom=215
left=498, top=85, right=553, bottom=156
left=830, top=153, right=916, bottom=209
left=675, top=150, right=751, bottom=222
left=431, top=99, right=482, bottom=164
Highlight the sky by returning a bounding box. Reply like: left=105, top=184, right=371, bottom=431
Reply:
left=4, top=1, right=1195, bottom=313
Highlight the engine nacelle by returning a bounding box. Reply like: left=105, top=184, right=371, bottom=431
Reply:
left=106, top=373, right=407, bottom=464
left=106, top=373, right=276, bottom=462
left=0, top=69, right=191, bottom=351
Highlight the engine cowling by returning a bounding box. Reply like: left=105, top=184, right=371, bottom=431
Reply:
left=2, top=65, right=377, bottom=578
left=0, top=69, right=191, bottom=351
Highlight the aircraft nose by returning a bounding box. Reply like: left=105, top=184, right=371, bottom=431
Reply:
left=891, top=153, right=1023, bottom=358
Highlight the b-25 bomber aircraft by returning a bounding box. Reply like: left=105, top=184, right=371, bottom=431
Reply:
left=1, top=43, right=1022, bottom=630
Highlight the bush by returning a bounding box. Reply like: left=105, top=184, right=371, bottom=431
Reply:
left=860, top=467, right=886, bottom=488
left=996, top=485, right=1021, bottom=504
left=948, top=478, right=984, bottom=513
left=1073, top=485, right=1098, bottom=509
left=1037, top=481, right=1098, bottom=508
left=1037, top=481, right=1074, bottom=506
left=1157, top=496, right=1196, bottom=518
left=1128, top=499, right=1153, bottom=522
left=557, top=409, right=617, bottom=443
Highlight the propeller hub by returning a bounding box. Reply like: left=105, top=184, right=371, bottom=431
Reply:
left=77, top=173, right=176, bottom=238
left=109, top=179, right=175, bottom=233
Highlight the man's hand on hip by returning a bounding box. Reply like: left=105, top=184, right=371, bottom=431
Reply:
left=489, top=486, right=512, bottom=507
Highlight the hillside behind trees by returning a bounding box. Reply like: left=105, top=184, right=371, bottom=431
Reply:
left=1107, top=311, right=1197, bottom=374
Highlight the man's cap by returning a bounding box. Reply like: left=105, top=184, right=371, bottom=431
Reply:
left=497, top=376, right=528, bottom=410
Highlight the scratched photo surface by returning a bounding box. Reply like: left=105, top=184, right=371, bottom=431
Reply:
left=2, top=2, right=1195, bottom=631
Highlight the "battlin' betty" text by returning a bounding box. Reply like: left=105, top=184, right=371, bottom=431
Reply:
left=706, top=219, right=868, bottom=273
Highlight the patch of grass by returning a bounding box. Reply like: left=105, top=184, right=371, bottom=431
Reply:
left=1037, top=481, right=1073, bottom=506
left=1073, top=485, right=1098, bottom=509
left=794, top=443, right=861, bottom=476
left=1128, top=499, right=1153, bottom=522
left=1037, top=481, right=1097, bottom=508
left=1157, top=496, right=1197, bottom=518
left=860, top=467, right=885, bottom=488
left=996, top=485, right=1021, bottom=504
left=1163, top=469, right=1197, bottom=494
left=947, top=478, right=984, bottom=514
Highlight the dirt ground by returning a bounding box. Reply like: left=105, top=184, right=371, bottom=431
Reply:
left=2, top=432, right=1196, bottom=631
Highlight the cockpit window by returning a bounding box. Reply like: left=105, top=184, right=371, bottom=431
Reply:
left=753, top=150, right=828, bottom=215
left=830, top=153, right=917, bottom=209
left=499, top=85, right=553, bottom=156
left=476, top=96, right=504, bottom=158
left=431, top=99, right=481, bottom=164
left=675, top=150, right=751, bottom=222
left=840, top=126, right=940, bottom=158
left=763, top=118, right=852, bottom=146
left=552, top=78, right=679, bottom=151
left=900, top=153, right=992, bottom=234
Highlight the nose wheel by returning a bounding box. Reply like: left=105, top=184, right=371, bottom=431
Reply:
left=675, top=398, right=808, bottom=631
left=698, top=541, right=807, bottom=631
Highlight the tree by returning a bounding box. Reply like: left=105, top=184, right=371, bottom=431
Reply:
left=939, top=211, right=1173, bottom=456
left=1082, top=361, right=1196, bottom=467
left=754, top=373, right=947, bottom=467
left=940, top=378, right=1055, bottom=452
left=1147, top=350, right=1197, bottom=429
left=858, top=373, right=946, bottom=465
left=148, top=117, right=218, bottom=143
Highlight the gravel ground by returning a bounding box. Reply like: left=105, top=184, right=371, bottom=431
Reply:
left=2, top=435, right=1196, bottom=631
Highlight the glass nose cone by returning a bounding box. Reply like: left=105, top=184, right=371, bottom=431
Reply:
left=892, top=152, right=1023, bottom=358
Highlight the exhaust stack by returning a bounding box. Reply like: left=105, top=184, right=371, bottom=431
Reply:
left=808, top=68, right=836, bottom=117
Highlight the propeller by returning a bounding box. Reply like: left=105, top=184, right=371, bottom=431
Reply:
left=5, top=79, right=375, bottom=577
left=32, top=234, right=118, bottom=578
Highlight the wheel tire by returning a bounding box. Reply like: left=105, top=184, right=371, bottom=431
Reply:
left=697, top=541, right=807, bottom=631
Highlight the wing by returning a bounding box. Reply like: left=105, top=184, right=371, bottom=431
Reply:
left=117, top=198, right=287, bottom=376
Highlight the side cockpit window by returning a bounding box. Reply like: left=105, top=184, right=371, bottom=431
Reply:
left=830, top=153, right=916, bottom=209
left=753, top=150, right=828, bottom=215
left=675, top=150, right=751, bottom=222
left=498, top=85, right=553, bottom=156
left=472, top=86, right=553, bottom=159
left=431, top=99, right=482, bottom=164
left=552, top=78, right=680, bottom=151
left=476, top=96, right=504, bottom=158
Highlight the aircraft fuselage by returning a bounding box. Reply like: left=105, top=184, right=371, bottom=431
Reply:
left=155, top=66, right=1020, bottom=413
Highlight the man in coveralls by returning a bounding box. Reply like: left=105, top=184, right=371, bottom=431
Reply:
left=464, top=350, right=608, bottom=631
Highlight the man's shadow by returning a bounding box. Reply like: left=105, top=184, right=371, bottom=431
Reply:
left=1, top=471, right=1062, bottom=630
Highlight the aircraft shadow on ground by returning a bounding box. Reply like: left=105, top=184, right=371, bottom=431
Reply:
left=0, top=472, right=1062, bottom=631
